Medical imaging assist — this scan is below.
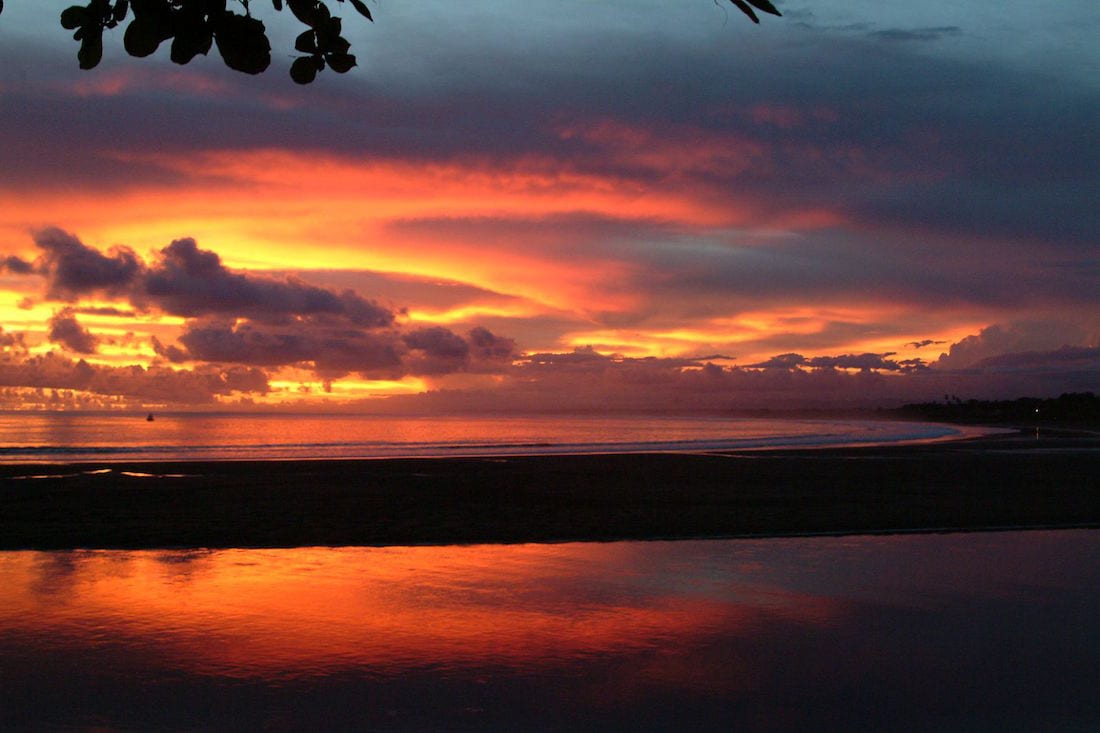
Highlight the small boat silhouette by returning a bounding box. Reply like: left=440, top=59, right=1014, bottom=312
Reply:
left=146, top=413, right=155, bottom=422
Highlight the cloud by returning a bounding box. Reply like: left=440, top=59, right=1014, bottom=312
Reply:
left=388, top=340, right=1098, bottom=413
left=174, top=321, right=404, bottom=378
left=3, top=9, right=1098, bottom=409
left=1, top=255, right=35, bottom=275
left=745, top=352, right=921, bottom=372
left=7, top=229, right=524, bottom=386
left=468, top=326, right=517, bottom=363
left=934, top=322, right=1090, bottom=370
left=74, top=306, right=137, bottom=317
left=970, top=345, right=1100, bottom=372
left=0, top=327, right=28, bottom=354
left=402, top=326, right=471, bottom=376
left=47, top=308, right=99, bottom=354
left=142, top=237, right=396, bottom=326
left=0, top=352, right=269, bottom=404
left=20, top=229, right=398, bottom=328
left=867, top=27, right=961, bottom=43
left=32, top=227, right=144, bottom=299
left=906, top=339, right=946, bottom=350
left=389, top=353, right=929, bottom=412
left=172, top=320, right=517, bottom=380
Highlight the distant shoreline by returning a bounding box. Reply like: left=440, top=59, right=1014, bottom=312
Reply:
left=2, top=427, right=1097, bottom=551
left=0, top=413, right=986, bottom=464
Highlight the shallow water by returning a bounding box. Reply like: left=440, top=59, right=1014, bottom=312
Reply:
left=1, top=530, right=1097, bottom=731
left=0, top=412, right=970, bottom=463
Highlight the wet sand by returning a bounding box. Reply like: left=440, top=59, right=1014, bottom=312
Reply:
left=1, top=429, right=1097, bottom=549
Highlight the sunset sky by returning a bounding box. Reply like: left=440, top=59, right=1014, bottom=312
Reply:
left=0, top=0, right=1097, bottom=411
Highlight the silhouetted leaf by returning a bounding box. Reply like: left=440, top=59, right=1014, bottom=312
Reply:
left=294, top=29, right=318, bottom=53
left=272, top=0, right=283, bottom=9
left=112, top=0, right=129, bottom=23
left=287, top=0, right=325, bottom=27
left=348, top=0, right=372, bottom=22
left=78, top=32, right=104, bottom=68
left=213, top=12, right=270, bottom=74
left=290, top=54, right=320, bottom=84
left=171, top=26, right=213, bottom=64
left=124, top=16, right=165, bottom=56
left=729, top=0, right=759, bottom=24
left=326, top=52, right=355, bottom=73
left=61, top=6, right=90, bottom=30
left=0, top=0, right=4, bottom=18
left=129, top=0, right=160, bottom=14
left=322, top=33, right=350, bottom=55
left=746, top=0, right=781, bottom=17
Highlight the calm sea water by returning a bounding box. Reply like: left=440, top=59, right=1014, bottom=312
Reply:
left=0, top=412, right=973, bottom=463
left=1, top=530, right=1097, bottom=731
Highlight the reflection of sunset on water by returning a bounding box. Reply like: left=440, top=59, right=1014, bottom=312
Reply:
left=0, top=543, right=841, bottom=679
left=2, top=532, right=1099, bottom=730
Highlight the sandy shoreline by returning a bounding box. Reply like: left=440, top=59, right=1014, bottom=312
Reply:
left=2, top=428, right=1097, bottom=550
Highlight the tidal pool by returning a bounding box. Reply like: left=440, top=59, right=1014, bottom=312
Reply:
left=1, top=530, right=1097, bottom=731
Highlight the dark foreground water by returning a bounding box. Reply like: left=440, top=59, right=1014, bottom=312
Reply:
left=1, top=530, right=1097, bottom=731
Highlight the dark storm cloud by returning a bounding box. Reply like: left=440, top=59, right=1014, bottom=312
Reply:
left=1, top=256, right=35, bottom=275
left=33, top=227, right=143, bottom=299
left=176, top=320, right=406, bottom=377
left=468, top=326, right=517, bottom=362
left=402, top=326, right=470, bottom=376
left=47, top=308, right=99, bottom=354
left=21, top=229, right=396, bottom=327
left=745, top=352, right=919, bottom=372
left=968, top=345, right=1100, bottom=372
left=150, top=336, right=189, bottom=363
left=172, top=320, right=516, bottom=379
left=12, top=228, right=520, bottom=381
left=143, top=238, right=394, bottom=326
left=934, top=322, right=1089, bottom=370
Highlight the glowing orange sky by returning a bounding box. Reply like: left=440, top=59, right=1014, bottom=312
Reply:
left=0, top=0, right=1096, bottom=409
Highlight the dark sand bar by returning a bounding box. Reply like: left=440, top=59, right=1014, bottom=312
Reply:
left=2, top=429, right=1098, bottom=550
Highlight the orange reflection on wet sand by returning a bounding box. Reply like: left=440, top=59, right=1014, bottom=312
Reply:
left=0, top=543, right=840, bottom=680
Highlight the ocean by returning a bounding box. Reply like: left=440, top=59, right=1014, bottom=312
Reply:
left=0, top=411, right=975, bottom=463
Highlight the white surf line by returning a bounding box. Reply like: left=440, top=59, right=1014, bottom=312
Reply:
left=118, top=471, right=194, bottom=478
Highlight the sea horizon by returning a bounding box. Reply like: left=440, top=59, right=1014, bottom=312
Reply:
left=0, top=411, right=995, bottom=465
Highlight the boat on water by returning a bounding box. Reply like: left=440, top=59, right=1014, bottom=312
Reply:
left=146, top=413, right=155, bottom=422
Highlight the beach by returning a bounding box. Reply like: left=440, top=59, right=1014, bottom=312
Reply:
left=2, top=428, right=1097, bottom=550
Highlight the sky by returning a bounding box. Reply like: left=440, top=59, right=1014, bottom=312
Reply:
left=0, top=0, right=1097, bottom=411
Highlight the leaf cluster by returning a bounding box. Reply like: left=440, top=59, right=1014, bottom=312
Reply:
left=0, top=0, right=776, bottom=84
left=52, top=0, right=373, bottom=82
left=286, top=0, right=363, bottom=84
